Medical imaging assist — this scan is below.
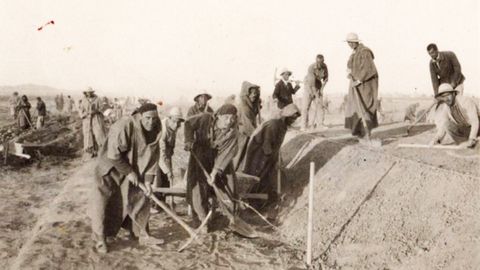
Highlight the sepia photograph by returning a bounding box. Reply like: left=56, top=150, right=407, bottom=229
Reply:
left=0, top=0, right=479, bottom=269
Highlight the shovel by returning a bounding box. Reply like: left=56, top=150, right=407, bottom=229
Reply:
left=190, top=152, right=258, bottom=238
left=137, top=182, right=212, bottom=252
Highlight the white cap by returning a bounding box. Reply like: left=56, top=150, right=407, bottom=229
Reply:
left=279, top=68, right=292, bottom=76
left=436, top=83, right=457, bottom=97
left=168, top=106, right=184, bottom=121
left=345, top=32, right=361, bottom=42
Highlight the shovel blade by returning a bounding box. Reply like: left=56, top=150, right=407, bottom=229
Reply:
left=230, top=216, right=258, bottom=238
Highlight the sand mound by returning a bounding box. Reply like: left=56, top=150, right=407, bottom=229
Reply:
left=278, top=142, right=480, bottom=269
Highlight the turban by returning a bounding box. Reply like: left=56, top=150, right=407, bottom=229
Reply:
left=216, top=103, right=237, bottom=116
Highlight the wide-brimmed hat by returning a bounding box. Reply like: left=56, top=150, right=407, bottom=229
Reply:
left=279, top=68, right=292, bottom=76
left=435, top=83, right=458, bottom=97
left=85, top=87, right=95, bottom=93
left=168, top=106, right=185, bottom=122
left=345, top=32, right=361, bottom=42
left=194, top=93, right=212, bottom=102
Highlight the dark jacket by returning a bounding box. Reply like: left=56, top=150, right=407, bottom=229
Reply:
left=37, top=100, right=47, bottom=116
left=187, top=103, right=214, bottom=118
left=429, top=51, right=465, bottom=95
left=242, top=118, right=288, bottom=179
left=272, top=80, right=300, bottom=109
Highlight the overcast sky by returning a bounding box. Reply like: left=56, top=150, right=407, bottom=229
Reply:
left=0, top=0, right=478, bottom=101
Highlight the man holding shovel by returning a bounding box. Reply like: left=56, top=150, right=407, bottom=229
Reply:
left=184, top=103, right=242, bottom=233
left=301, top=54, right=329, bottom=131
left=89, top=103, right=164, bottom=254
left=344, top=33, right=380, bottom=145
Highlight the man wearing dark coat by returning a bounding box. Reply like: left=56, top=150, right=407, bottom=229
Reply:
left=89, top=103, right=164, bottom=254
left=242, top=103, right=301, bottom=201
left=187, top=93, right=214, bottom=117
left=427, top=43, right=465, bottom=96
left=16, top=95, right=32, bottom=129
left=184, top=104, right=239, bottom=228
left=233, top=81, right=261, bottom=170
left=272, top=68, right=301, bottom=109
left=344, top=33, right=379, bottom=141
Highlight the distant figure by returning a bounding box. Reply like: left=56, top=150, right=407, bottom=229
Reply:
left=187, top=93, right=213, bottom=117
left=65, top=95, right=75, bottom=115
left=9, top=92, right=20, bottom=120
left=404, top=103, right=420, bottom=122
left=224, top=94, right=236, bottom=104
left=344, top=33, right=379, bottom=142
left=112, top=98, right=123, bottom=122
left=55, top=94, right=64, bottom=113
left=242, top=103, right=301, bottom=202
left=16, top=95, right=32, bottom=129
left=36, top=97, right=47, bottom=129
left=273, top=68, right=300, bottom=109
left=427, top=43, right=465, bottom=96
left=339, top=94, right=348, bottom=113
left=234, top=81, right=261, bottom=171
left=79, top=87, right=107, bottom=157
left=302, top=55, right=329, bottom=131
left=431, top=83, right=479, bottom=148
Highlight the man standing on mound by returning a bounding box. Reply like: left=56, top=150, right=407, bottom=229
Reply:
left=89, top=103, right=164, bottom=254
left=344, top=33, right=380, bottom=144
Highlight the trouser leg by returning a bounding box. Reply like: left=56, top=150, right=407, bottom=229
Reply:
left=191, top=180, right=208, bottom=221
left=302, top=92, right=313, bottom=129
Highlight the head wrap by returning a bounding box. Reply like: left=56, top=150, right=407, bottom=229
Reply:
left=215, top=103, right=237, bottom=116
left=137, top=103, right=158, bottom=114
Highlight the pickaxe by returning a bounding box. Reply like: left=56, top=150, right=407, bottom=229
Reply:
left=137, top=182, right=212, bottom=252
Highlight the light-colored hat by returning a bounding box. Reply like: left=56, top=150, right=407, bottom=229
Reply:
left=280, top=103, right=301, bottom=118
left=168, top=106, right=185, bottom=121
left=436, top=83, right=458, bottom=97
left=279, top=68, right=292, bottom=76
left=85, top=87, right=95, bottom=93
left=345, top=32, right=361, bottom=42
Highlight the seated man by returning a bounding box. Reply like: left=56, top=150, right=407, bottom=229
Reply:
left=89, top=103, right=163, bottom=254
left=431, top=83, right=479, bottom=148
left=242, top=103, right=301, bottom=202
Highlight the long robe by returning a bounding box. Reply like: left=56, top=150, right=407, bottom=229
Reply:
left=9, top=95, right=20, bottom=118
left=242, top=118, right=288, bottom=197
left=184, top=113, right=238, bottom=221
left=89, top=113, right=162, bottom=241
left=80, top=95, right=107, bottom=153
left=17, top=99, right=32, bottom=129
left=234, top=81, right=261, bottom=171
left=345, top=43, right=379, bottom=136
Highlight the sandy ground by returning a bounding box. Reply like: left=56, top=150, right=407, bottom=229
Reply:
left=1, top=95, right=479, bottom=269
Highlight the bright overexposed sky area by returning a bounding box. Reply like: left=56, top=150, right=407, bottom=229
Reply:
left=0, top=0, right=478, bottom=101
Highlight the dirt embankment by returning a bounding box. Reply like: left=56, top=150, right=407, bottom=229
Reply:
left=277, top=128, right=480, bottom=269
